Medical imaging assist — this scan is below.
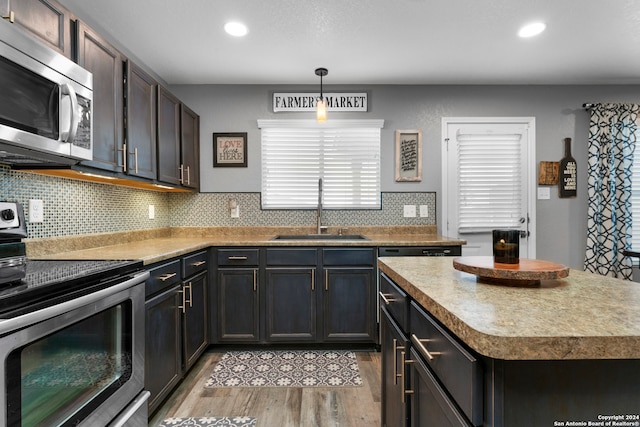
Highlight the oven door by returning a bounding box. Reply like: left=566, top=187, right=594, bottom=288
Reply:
left=0, top=271, right=148, bottom=427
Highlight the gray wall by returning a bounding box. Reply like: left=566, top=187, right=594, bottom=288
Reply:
left=171, top=84, right=640, bottom=270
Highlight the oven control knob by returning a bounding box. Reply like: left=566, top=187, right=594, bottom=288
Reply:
left=1, top=209, right=15, bottom=222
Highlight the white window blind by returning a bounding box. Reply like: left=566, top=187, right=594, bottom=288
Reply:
left=457, top=133, right=524, bottom=233
left=258, top=120, right=383, bottom=209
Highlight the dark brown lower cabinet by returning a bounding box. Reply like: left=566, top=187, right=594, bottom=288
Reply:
left=217, top=268, right=260, bottom=342
left=381, top=306, right=409, bottom=427
left=266, top=267, right=317, bottom=342
left=182, top=271, right=208, bottom=371
left=145, top=284, right=181, bottom=415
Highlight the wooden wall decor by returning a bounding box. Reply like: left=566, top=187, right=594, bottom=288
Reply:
left=538, top=161, right=559, bottom=185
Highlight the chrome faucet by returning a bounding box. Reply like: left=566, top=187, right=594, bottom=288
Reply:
left=316, top=178, right=323, bottom=234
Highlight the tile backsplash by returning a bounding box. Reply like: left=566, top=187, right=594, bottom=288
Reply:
left=1, top=166, right=436, bottom=239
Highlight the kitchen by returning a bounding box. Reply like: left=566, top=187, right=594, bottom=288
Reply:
left=1, top=0, right=640, bottom=426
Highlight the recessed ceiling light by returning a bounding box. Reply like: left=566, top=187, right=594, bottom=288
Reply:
left=518, top=22, right=546, bottom=38
left=224, top=22, right=248, bottom=37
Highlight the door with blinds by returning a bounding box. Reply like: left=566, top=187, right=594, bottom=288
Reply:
left=442, top=118, right=536, bottom=258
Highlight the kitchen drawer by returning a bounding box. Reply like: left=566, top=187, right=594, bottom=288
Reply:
left=217, top=249, right=259, bottom=266
left=183, top=250, right=208, bottom=277
left=266, top=248, right=317, bottom=266
left=379, top=272, right=409, bottom=333
left=410, top=301, right=483, bottom=426
left=410, top=347, right=472, bottom=427
left=146, top=259, right=182, bottom=298
left=323, top=248, right=375, bottom=266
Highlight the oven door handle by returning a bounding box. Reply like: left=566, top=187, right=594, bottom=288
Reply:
left=0, top=270, right=150, bottom=335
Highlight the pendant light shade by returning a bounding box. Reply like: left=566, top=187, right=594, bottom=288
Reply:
left=315, top=67, right=328, bottom=122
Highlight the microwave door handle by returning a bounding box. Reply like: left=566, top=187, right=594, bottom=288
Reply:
left=60, top=83, right=79, bottom=143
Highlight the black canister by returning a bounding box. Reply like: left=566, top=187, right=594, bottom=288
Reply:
left=492, top=230, right=519, bottom=264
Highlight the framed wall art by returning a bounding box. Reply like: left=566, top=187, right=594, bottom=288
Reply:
left=213, top=133, right=247, bottom=167
left=395, top=130, right=422, bottom=182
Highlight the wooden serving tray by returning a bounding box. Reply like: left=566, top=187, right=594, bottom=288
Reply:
left=453, top=256, right=569, bottom=286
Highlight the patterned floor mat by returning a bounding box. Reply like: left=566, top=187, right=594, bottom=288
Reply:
left=204, top=350, right=363, bottom=387
left=159, top=417, right=256, bottom=427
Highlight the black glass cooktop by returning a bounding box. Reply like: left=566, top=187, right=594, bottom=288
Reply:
left=0, top=259, right=144, bottom=318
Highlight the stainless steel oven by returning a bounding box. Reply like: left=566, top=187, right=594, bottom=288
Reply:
left=0, top=260, right=150, bottom=427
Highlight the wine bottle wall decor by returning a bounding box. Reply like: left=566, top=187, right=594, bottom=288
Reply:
left=559, top=137, right=577, bottom=198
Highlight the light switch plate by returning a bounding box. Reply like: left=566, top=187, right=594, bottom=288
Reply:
left=29, top=199, right=43, bottom=223
left=537, top=187, right=551, bottom=200
left=419, top=205, right=429, bottom=217
left=148, top=204, right=155, bottom=219
left=403, top=205, right=416, bottom=217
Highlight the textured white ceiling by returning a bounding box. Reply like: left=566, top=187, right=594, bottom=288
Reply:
left=59, top=0, right=640, bottom=85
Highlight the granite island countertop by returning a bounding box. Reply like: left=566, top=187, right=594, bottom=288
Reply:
left=26, top=226, right=464, bottom=265
left=378, top=256, right=640, bottom=361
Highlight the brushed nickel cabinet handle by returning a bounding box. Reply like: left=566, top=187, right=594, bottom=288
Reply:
left=228, top=256, right=248, bottom=261
left=324, top=269, right=328, bottom=291
left=179, top=164, right=185, bottom=184
left=192, top=261, right=206, bottom=267
left=411, top=333, right=440, bottom=361
left=133, top=147, right=138, bottom=173
left=393, top=338, right=400, bottom=385
left=186, top=165, right=190, bottom=185
left=178, top=288, right=186, bottom=313
left=3, top=11, right=14, bottom=23
left=379, top=292, right=396, bottom=305
left=118, top=143, right=127, bottom=171
left=401, top=351, right=414, bottom=403
left=253, top=269, right=257, bottom=292
left=184, top=282, right=193, bottom=307
left=311, top=268, right=315, bottom=291
left=158, top=272, right=177, bottom=281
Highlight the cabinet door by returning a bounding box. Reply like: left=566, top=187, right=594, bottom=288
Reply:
left=381, top=308, right=409, bottom=427
left=182, top=272, right=208, bottom=371
left=323, top=267, right=375, bottom=342
left=76, top=21, right=124, bottom=173
left=125, top=61, right=156, bottom=179
left=266, top=268, right=316, bottom=342
left=145, top=285, right=181, bottom=415
left=180, top=104, right=200, bottom=189
left=2, top=0, right=72, bottom=58
left=157, top=86, right=181, bottom=185
left=410, top=348, right=471, bottom=427
left=218, top=268, right=259, bottom=342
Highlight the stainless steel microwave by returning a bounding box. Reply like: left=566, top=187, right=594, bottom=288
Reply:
left=0, top=21, right=93, bottom=167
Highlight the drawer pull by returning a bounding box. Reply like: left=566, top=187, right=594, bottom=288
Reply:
left=379, top=292, right=396, bottom=305
left=192, top=260, right=206, bottom=267
left=158, top=272, right=177, bottom=281
left=228, top=256, right=248, bottom=261
left=401, top=351, right=414, bottom=403
left=411, top=334, right=440, bottom=361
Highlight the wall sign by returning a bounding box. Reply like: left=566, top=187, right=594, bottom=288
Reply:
left=273, top=92, right=368, bottom=112
left=559, top=137, right=577, bottom=198
left=213, top=133, right=247, bottom=167
left=395, top=130, right=422, bottom=182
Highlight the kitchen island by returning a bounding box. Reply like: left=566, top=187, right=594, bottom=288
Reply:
left=378, top=256, right=640, bottom=427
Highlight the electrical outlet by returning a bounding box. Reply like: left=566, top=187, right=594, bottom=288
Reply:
left=148, top=204, right=155, bottom=219
left=419, top=205, right=429, bottom=217
left=403, top=205, right=416, bottom=218
left=29, top=199, right=44, bottom=223
left=231, top=205, right=240, bottom=218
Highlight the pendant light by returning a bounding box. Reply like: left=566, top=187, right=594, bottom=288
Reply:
left=315, top=67, right=328, bottom=122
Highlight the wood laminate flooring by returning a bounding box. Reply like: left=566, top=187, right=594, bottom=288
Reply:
left=149, top=349, right=381, bottom=427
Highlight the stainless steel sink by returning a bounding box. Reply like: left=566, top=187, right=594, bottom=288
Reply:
left=270, top=234, right=369, bottom=241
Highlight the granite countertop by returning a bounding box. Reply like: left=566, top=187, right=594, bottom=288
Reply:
left=378, top=256, right=640, bottom=361
left=26, top=226, right=464, bottom=265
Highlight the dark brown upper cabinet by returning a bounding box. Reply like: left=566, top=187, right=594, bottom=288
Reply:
left=157, top=86, right=182, bottom=186
left=125, top=61, right=157, bottom=180
left=76, top=20, right=124, bottom=173
left=180, top=104, right=200, bottom=190
left=1, top=0, right=73, bottom=58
